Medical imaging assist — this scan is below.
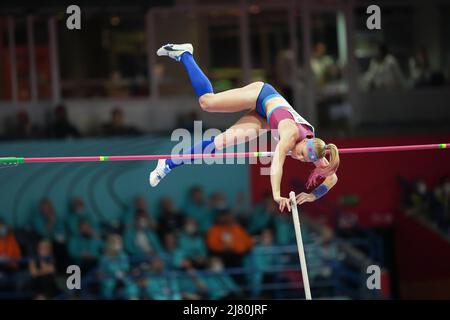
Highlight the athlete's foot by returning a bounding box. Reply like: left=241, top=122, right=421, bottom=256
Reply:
left=149, top=159, right=172, bottom=187
left=156, top=43, right=194, bottom=61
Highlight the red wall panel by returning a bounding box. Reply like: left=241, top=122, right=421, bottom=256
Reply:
left=251, top=134, right=450, bottom=227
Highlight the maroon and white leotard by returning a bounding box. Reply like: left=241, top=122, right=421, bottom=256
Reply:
left=267, top=105, right=315, bottom=142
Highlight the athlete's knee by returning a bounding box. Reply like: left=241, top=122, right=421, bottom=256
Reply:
left=251, top=81, right=265, bottom=87
left=199, top=94, right=216, bottom=112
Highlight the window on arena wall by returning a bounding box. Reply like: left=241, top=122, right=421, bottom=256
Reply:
left=13, top=18, right=31, bottom=102
left=439, top=4, right=450, bottom=83
left=0, top=17, right=10, bottom=101
left=153, top=8, right=241, bottom=97
left=34, top=16, right=51, bottom=100
left=207, top=10, right=242, bottom=91
left=249, top=7, right=290, bottom=95
left=58, top=11, right=149, bottom=98
left=354, top=5, right=415, bottom=91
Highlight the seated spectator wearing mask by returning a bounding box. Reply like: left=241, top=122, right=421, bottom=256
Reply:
left=67, top=197, right=100, bottom=236
left=0, top=219, right=22, bottom=281
left=157, top=197, right=184, bottom=237
left=98, top=234, right=138, bottom=300
left=32, top=198, right=66, bottom=243
left=124, top=211, right=163, bottom=257
left=183, top=186, right=210, bottom=226
left=28, top=240, right=59, bottom=299
left=206, top=210, right=253, bottom=269
left=203, top=256, right=240, bottom=300
left=178, top=218, right=207, bottom=268
left=68, top=220, right=103, bottom=272
left=245, top=228, right=278, bottom=298
left=144, top=258, right=182, bottom=300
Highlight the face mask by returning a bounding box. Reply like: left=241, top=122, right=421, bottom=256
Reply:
left=138, top=219, right=149, bottom=229
left=112, top=243, right=123, bottom=252
left=211, top=263, right=223, bottom=272
left=417, top=183, right=427, bottom=195
left=444, top=182, right=450, bottom=194
left=185, top=224, right=197, bottom=235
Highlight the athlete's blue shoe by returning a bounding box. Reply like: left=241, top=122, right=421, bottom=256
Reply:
left=149, top=159, right=172, bottom=187
left=156, top=43, right=194, bottom=61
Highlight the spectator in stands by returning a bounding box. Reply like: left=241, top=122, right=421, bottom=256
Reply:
left=275, top=49, right=295, bottom=102
left=206, top=209, right=253, bottom=269
left=208, top=192, right=228, bottom=213
left=28, top=240, right=59, bottom=299
left=67, top=197, right=99, bottom=236
left=32, top=199, right=69, bottom=273
left=310, top=42, right=340, bottom=87
left=247, top=194, right=276, bottom=235
left=68, top=220, right=103, bottom=272
left=144, top=257, right=182, bottom=300
left=101, top=107, right=141, bottom=137
left=183, top=186, right=211, bottom=233
left=409, top=46, right=445, bottom=88
left=162, top=232, right=187, bottom=269
left=32, top=198, right=66, bottom=243
left=203, top=256, right=240, bottom=300
left=406, top=179, right=433, bottom=219
left=97, top=234, right=138, bottom=300
left=157, top=197, right=184, bottom=238
left=204, top=192, right=228, bottom=233
left=3, top=109, right=40, bottom=140
left=0, top=219, right=22, bottom=274
left=177, top=267, right=208, bottom=300
left=47, top=104, right=80, bottom=139
left=232, top=192, right=251, bottom=227
left=272, top=212, right=295, bottom=246
left=246, top=228, right=277, bottom=298
left=409, top=47, right=433, bottom=88
left=431, top=176, right=450, bottom=233
left=178, top=218, right=207, bottom=268
left=184, top=186, right=208, bottom=222
left=124, top=195, right=154, bottom=229
left=124, top=210, right=163, bottom=257
left=364, top=43, right=406, bottom=90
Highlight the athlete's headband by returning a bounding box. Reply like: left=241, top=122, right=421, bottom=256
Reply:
left=306, top=139, right=319, bottom=162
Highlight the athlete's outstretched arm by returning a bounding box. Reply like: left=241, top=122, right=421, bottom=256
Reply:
left=270, top=132, right=297, bottom=212
left=296, top=157, right=338, bottom=205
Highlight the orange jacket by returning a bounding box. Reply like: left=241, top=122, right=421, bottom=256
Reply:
left=0, top=233, right=22, bottom=261
left=206, top=223, right=253, bottom=254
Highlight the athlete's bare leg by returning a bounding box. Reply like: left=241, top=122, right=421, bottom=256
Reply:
left=214, top=110, right=269, bottom=150
left=198, top=81, right=265, bottom=113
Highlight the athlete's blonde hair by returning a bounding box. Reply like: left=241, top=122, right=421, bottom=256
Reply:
left=306, top=138, right=340, bottom=188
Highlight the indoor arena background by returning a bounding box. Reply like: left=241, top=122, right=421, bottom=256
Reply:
left=0, top=0, right=450, bottom=300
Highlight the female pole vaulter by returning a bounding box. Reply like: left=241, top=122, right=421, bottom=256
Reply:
left=149, top=43, right=340, bottom=212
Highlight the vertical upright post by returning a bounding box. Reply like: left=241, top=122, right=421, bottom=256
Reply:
left=288, top=0, right=300, bottom=109
left=7, top=16, right=18, bottom=104
left=27, top=15, right=38, bottom=102
left=300, top=0, right=317, bottom=127
left=146, top=9, right=157, bottom=101
left=289, top=191, right=312, bottom=300
left=239, top=0, right=251, bottom=84
left=48, top=16, right=61, bottom=104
